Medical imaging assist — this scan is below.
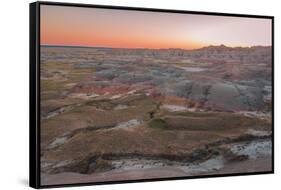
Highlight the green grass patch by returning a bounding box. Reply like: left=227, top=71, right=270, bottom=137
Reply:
left=41, top=79, right=68, bottom=92
left=42, top=62, right=72, bottom=70
left=148, top=118, right=168, bottom=129
left=174, top=111, right=221, bottom=118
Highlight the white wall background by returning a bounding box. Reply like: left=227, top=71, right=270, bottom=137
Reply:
left=0, top=0, right=279, bottom=189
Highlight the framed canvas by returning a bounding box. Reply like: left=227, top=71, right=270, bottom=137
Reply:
left=29, top=1, right=274, bottom=188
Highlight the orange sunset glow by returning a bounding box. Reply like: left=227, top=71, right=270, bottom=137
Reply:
left=40, top=5, right=271, bottom=49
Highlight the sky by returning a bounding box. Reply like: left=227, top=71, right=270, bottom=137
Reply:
left=40, top=5, right=272, bottom=50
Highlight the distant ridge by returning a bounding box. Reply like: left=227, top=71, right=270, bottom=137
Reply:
left=196, top=44, right=271, bottom=51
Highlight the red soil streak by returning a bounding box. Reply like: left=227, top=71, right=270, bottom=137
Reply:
left=72, top=85, right=131, bottom=95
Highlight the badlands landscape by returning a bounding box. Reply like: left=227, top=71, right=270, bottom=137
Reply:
left=40, top=45, right=272, bottom=185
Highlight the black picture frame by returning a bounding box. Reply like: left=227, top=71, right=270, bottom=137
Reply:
left=30, top=1, right=274, bottom=188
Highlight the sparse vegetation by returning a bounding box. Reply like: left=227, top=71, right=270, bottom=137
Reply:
left=148, top=118, right=168, bottom=129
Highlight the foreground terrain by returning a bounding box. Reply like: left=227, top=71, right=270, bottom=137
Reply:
left=40, top=45, right=272, bottom=185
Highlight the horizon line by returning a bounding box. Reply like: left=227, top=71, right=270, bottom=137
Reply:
left=40, top=44, right=272, bottom=51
